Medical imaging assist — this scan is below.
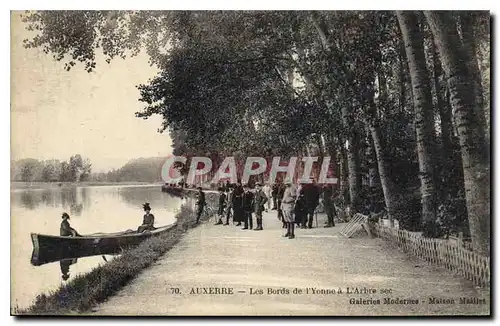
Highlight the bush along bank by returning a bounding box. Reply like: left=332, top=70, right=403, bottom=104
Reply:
left=14, top=193, right=219, bottom=315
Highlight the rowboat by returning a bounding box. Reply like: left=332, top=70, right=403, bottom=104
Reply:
left=30, top=224, right=174, bottom=266
left=161, top=185, right=184, bottom=196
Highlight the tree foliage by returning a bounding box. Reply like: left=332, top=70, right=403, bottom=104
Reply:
left=20, top=10, right=491, bottom=249
left=91, top=157, right=166, bottom=183
left=11, top=155, right=92, bottom=182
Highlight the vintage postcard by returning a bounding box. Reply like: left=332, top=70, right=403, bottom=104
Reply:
left=10, top=10, right=491, bottom=316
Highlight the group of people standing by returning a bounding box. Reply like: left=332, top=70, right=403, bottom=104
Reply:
left=207, top=179, right=338, bottom=239
left=275, top=181, right=337, bottom=238
left=213, top=182, right=268, bottom=231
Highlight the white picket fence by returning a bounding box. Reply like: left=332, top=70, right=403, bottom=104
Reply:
left=372, top=222, right=490, bottom=288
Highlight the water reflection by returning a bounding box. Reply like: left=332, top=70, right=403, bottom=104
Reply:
left=40, top=190, right=55, bottom=208
left=60, top=258, right=77, bottom=281
left=12, top=187, right=90, bottom=215
left=59, top=255, right=116, bottom=282
left=11, top=185, right=181, bottom=310
left=19, top=191, right=38, bottom=210
left=118, top=186, right=175, bottom=209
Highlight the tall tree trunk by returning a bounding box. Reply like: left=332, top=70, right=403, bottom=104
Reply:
left=459, top=12, right=489, bottom=151
left=322, top=134, right=336, bottom=182
left=311, top=12, right=362, bottom=212
left=475, top=36, right=490, bottom=143
left=432, top=37, right=465, bottom=205
left=367, top=94, right=399, bottom=227
left=365, top=126, right=379, bottom=191
left=338, top=147, right=349, bottom=206
left=432, top=35, right=453, bottom=200
left=342, top=105, right=362, bottom=212
left=432, top=39, right=453, bottom=157
left=397, top=11, right=438, bottom=236
left=424, top=11, right=490, bottom=256
left=398, top=33, right=410, bottom=113
left=315, top=133, right=325, bottom=157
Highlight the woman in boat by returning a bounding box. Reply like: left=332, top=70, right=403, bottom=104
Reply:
left=60, top=212, right=81, bottom=237
left=138, top=203, right=156, bottom=233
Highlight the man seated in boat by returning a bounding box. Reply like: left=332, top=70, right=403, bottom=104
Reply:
left=60, top=212, right=81, bottom=237
left=138, top=203, right=156, bottom=233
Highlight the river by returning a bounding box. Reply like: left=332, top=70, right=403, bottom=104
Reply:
left=11, top=184, right=185, bottom=310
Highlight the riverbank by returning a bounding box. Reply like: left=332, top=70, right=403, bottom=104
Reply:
left=92, top=210, right=490, bottom=316
left=13, top=193, right=218, bottom=315
left=11, top=181, right=162, bottom=190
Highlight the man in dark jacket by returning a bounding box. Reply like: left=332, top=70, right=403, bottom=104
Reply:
left=302, top=181, right=320, bottom=229
left=232, top=181, right=244, bottom=226
left=276, top=181, right=286, bottom=228
left=295, top=188, right=307, bottom=228
left=195, top=187, right=206, bottom=224
left=253, top=183, right=268, bottom=231
left=322, top=185, right=336, bottom=227
left=242, top=184, right=254, bottom=230
left=215, top=187, right=226, bottom=225
left=271, top=183, right=279, bottom=209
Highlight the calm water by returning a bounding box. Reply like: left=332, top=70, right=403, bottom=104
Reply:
left=11, top=184, right=186, bottom=310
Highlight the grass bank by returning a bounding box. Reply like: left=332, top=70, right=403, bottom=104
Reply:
left=13, top=193, right=218, bottom=315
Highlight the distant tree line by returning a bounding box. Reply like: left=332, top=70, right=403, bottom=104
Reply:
left=12, top=156, right=167, bottom=184
left=11, top=154, right=92, bottom=182
left=89, top=157, right=166, bottom=183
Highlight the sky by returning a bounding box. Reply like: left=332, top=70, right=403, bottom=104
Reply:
left=10, top=11, right=173, bottom=173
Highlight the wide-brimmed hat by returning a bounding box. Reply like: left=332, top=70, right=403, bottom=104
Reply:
left=143, top=203, right=151, bottom=211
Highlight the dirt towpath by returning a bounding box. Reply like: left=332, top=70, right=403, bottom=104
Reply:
left=92, top=210, right=490, bottom=316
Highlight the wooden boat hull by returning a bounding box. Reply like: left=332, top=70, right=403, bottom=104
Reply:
left=30, top=224, right=174, bottom=266
left=161, top=186, right=184, bottom=196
